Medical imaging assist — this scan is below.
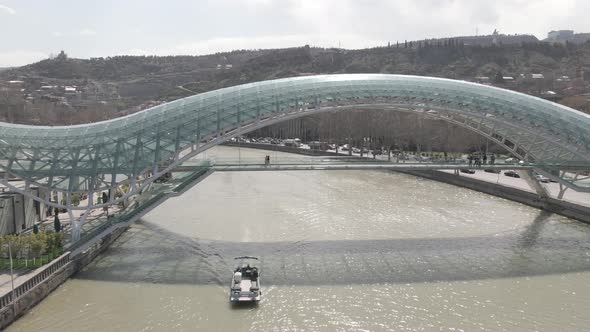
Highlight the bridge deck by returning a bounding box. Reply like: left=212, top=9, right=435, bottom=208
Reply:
left=206, top=163, right=534, bottom=172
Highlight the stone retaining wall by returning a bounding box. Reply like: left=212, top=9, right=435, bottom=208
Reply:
left=0, top=226, right=128, bottom=329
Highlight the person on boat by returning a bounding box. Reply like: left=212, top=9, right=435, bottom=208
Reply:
left=251, top=268, right=258, bottom=281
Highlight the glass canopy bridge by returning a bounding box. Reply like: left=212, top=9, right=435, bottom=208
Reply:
left=1, top=74, right=589, bottom=240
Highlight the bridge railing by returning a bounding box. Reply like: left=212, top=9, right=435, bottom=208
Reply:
left=192, top=156, right=590, bottom=169
left=0, top=252, right=71, bottom=312
left=194, top=156, right=529, bottom=167
left=67, top=163, right=212, bottom=251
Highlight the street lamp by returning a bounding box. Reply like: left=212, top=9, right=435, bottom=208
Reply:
left=8, top=241, right=15, bottom=312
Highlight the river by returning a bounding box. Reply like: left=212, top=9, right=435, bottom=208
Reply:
left=7, top=147, right=590, bottom=331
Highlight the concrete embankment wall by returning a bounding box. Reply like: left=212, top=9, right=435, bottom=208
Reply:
left=402, top=170, right=590, bottom=224
left=222, top=142, right=342, bottom=156
left=0, top=226, right=128, bottom=330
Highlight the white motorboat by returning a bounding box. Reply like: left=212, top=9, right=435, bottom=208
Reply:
left=229, top=256, right=261, bottom=303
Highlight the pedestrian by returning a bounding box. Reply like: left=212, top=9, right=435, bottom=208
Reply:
left=483, top=154, right=487, bottom=165
left=468, top=155, right=473, bottom=166
left=491, top=154, right=496, bottom=165
left=102, top=191, right=109, bottom=216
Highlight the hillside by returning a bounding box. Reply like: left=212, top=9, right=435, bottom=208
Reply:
left=1, top=42, right=590, bottom=126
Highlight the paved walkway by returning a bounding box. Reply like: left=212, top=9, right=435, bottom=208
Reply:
left=0, top=198, right=122, bottom=296
left=440, top=169, right=590, bottom=207
left=0, top=261, right=47, bottom=296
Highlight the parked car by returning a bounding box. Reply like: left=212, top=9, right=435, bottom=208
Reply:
left=460, top=169, right=475, bottom=174
left=504, top=170, right=520, bottom=178
left=484, top=169, right=501, bottom=173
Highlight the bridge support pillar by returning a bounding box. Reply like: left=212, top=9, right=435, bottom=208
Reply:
left=68, top=209, right=80, bottom=242
left=521, top=169, right=550, bottom=200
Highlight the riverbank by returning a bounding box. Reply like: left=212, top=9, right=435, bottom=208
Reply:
left=0, top=226, right=126, bottom=330
left=402, top=170, right=590, bottom=224
left=222, top=142, right=342, bottom=156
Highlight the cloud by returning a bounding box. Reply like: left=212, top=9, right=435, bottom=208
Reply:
left=0, top=51, right=47, bottom=67
left=0, top=4, right=15, bottom=15
left=4, top=0, right=590, bottom=66
left=78, top=29, right=97, bottom=36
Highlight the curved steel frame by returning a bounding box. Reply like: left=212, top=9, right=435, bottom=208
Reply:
left=1, top=74, right=590, bottom=213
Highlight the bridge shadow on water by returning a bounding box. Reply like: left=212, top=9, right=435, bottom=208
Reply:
left=74, top=212, right=590, bottom=286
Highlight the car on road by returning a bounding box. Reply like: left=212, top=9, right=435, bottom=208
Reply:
left=484, top=169, right=501, bottom=173
left=460, top=169, right=475, bottom=174
left=504, top=170, right=520, bottom=178
left=504, top=158, right=519, bottom=164
left=535, top=174, right=550, bottom=183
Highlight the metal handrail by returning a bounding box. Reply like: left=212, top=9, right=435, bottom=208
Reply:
left=0, top=252, right=71, bottom=311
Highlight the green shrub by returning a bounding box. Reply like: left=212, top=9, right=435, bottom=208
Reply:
left=71, top=193, right=81, bottom=206
left=30, top=236, right=46, bottom=259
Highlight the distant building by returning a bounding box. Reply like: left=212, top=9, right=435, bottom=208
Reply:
left=544, top=30, right=590, bottom=44
left=453, top=31, right=538, bottom=46
left=0, top=188, right=50, bottom=235
left=547, top=30, right=574, bottom=41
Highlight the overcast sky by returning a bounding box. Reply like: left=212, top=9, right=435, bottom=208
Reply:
left=1, top=0, right=589, bottom=67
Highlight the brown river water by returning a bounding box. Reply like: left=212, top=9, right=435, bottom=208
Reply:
left=7, top=147, right=590, bottom=331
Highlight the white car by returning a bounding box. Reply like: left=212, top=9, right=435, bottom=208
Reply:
left=535, top=174, right=550, bottom=183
